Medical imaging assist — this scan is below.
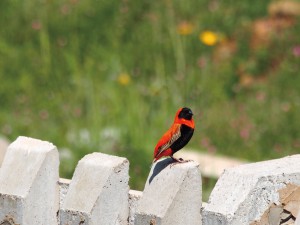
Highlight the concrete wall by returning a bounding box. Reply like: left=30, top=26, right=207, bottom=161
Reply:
left=1, top=136, right=300, bottom=225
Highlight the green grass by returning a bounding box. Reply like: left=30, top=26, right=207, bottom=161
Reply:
left=1, top=0, right=300, bottom=200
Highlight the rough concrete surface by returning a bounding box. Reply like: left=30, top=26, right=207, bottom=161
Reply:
left=0, top=136, right=9, bottom=167
left=135, top=158, right=202, bottom=225
left=59, top=178, right=71, bottom=208
left=0, top=136, right=59, bottom=225
left=60, top=152, right=129, bottom=225
left=129, top=190, right=143, bottom=225
left=3, top=135, right=300, bottom=225
left=202, top=155, right=300, bottom=225
left=296, top=207, right=300, bottom=225
left=251, top=183, right=300, bottom=224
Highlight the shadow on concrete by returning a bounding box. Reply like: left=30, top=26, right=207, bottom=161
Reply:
left=149, top=158, right=174, bottom=184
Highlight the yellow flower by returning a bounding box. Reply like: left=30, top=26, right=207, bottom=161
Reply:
left=177, top=21, right=194, bottom=36
left=199, top=30, right=218, bottom=46
left=117, top=73, right=131, bottom=86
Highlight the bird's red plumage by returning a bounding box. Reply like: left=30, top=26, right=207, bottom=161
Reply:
left=153, top=108, right=195, bottom=162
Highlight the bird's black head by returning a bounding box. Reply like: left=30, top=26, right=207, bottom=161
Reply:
left=178, top=107, right=193, bottom=120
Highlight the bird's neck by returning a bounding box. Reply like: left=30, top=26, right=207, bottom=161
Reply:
left=175, top=118, right=195, bottom=128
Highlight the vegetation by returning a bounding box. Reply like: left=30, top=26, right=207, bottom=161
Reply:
left=1, top=0, right=300, bottom=199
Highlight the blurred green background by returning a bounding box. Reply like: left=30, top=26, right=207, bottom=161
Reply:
left=1, top=0, right=300, bottom=200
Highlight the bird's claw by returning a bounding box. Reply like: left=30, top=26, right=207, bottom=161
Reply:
left=169, top=157, right=193, bottom=167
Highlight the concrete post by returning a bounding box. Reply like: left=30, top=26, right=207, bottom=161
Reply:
left=0, top=136, right=60, bottom=225
left=129, top=190, right=143, bottom=225
left=202, top=155, right=300, bottom=225
left=60, top=152, right=129, bottom=225
left=0, top=136, right=10, bottom=167
left=58, top=178, right=71, bottom=208
left=134, top=158, right=202, bottom=225
left=296, top=207, right=300, bottom=225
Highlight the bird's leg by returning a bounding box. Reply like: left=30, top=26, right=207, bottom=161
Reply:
left=170, top=156, right=184, bottom=162
left=170, top=156, right=193, bottom=167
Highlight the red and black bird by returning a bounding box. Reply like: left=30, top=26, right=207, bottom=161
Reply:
left=153, top=107, right=195, bottom=163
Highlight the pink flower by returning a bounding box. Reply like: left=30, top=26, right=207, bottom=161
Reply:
left=255, top=91, right=266, bottom=103
left=31, top=21, right=42, bottom=30
left=197, top=56, right=207, bottom=69
left=39, top=109, right=49, bottom=120
left=240, top=128, right=250, bottom=141
left=60, top=4, right=71, bottom=15
left=201, top=137, right=210, bottom=148
left=292, top=45, right=300, bottom=57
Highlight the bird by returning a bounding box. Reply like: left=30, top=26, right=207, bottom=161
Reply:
left=153, top=107, right=195, bottom=164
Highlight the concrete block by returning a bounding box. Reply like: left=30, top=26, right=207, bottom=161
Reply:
left=129, top=190, right=143, bottom=225
left=0, top=136, right=59, bottom=225
left=296, top=207, right=300, bottom=225
left=202, top=155, right=300, bottom=225
left=59, top=178, right=71, bottom=208
left=134, top=158, right=202, bottom=225
left=60, top=152, right=129, bottom=225
left=0, top=136, right=10, bottom=167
